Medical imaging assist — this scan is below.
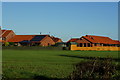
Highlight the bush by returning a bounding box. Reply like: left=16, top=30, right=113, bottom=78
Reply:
left=4, top=42, right=9, bottom=46
left=62, top=47, right=69, bottom=50
left=68, top=58, right=118, bottom=80
left=9, top=42, right=14, bottom=46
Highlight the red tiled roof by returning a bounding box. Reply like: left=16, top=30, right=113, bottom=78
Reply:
left=112, top=40, right=120, bottom=44
left=8, top=35, right=35, bottom=42
left=8, top=35, right=49, bottom=42
left=0, top=30, right=6, bottom=36
left=67, top=38, right=79, bottom=43
left=2, top=30, right=12, bottom=37
left=1, top=30, right=6, bottom=33
left=82, top=35, right=119, bottom=44
left=0, top=30, right=13, bottom=38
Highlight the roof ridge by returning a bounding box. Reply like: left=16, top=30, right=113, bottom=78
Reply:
left=86, top=35, right=109, bottom=38
left=15, top=35, right=49, bottom=36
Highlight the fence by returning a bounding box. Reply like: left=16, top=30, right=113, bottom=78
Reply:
left=70, top=45, right=120, bottom=51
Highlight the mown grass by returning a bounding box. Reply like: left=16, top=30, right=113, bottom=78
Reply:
left=2, top=49, right=119, bottom=79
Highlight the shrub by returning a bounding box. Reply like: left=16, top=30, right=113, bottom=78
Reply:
left=62, top=47, right=69, bottom=50
left=68, top=58, right=118, bottom=80
left=9, top=42, right=14, bottom=46
left=4, top=42, right=9, bottom=46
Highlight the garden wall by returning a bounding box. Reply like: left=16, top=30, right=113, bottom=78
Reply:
left=71, top=45, right=120, bottom=51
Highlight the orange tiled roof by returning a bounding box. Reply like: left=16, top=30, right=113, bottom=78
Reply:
left=1, top=30, right=6, bottom=33
left=8, top=35, right=35, bottom=42
left=82, top=35, right=119, bottom=44
left=8, top=35, right=49, bottom=42
left=112, top=40, right=120, bottom=44
left=0, top=30, right=13, bottom=37
left=2, top=30, right=13, bottom=37
left=67, top=38, right=79, bottom=43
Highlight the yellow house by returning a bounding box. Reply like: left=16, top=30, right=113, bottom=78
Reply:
left=68, top=35, right=120, bottom=51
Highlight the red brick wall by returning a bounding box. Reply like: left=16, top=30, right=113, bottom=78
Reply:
left=6, top=31, right=16, bottom=41
left=40, top=36, right=55, bottom=46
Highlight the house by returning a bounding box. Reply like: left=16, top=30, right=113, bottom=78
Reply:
left=0, top=30, right=16, bottom=41
left=8, top=35, right=55, bottom=46
left=30, top=35, right=55, bottom=46
left=80, top=35, right=120, bottom=47
left=0, top=29, right=61, bottom=46
left=68, top=35, right=120, bottom=51
left=68, top=35, right=120, bottom=47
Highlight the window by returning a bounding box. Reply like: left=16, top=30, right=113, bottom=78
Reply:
left=80, top=43, right=82, bottom=47
left=94, top=43, right=97, bottom=46
left=48, top=43, right=50, bottom=46
left=84, top=43, right=86, bottom=47
left=88, top=43, right=91, bottom=47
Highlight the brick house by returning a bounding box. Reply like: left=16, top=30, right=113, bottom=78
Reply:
left=0, top=30, right=16, bottom=41
left=68, top=35, right=120, bottom=47
left=8, top=35, right=55, bottom=46
left=30, top=35, right=55, bottom=46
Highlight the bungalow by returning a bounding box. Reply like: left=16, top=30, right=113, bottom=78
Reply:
left=8, top=35, right=56, bottom=46
left=30, top=35, right=55, bottom=46
left=68, top=35, right=120, bottom=47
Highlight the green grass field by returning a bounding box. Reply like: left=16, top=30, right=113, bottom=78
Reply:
left=2, top=49, right=119, bottom=79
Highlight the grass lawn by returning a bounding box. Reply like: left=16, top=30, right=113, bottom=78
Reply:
left=2, top=49, right=119, bottom=79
